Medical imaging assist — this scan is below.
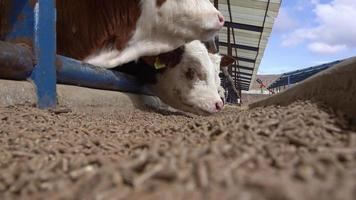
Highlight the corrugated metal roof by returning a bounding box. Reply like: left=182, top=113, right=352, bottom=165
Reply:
left=215, top=0, right=281, bottom=91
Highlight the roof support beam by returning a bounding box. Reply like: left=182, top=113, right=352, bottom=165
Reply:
left=239, top=82, right=250, bottom=87
left=233, top=65, right=254, bottom=71
left=237, top=81, right=251, bottom=86
left=224, top=21, right=263, bottom=32
left=237, top=77, right=251, bottom=82
left=237, top=78, right=252, bottom=82
left=240, top=83, right=249, bottom=86
left=237, top=75, right=252, bottom=79
left=234, top=57, right=256, bottom=63
left=232, top=74, right=252, bottom=80
left=236, top=71, right=253, bottom=76
left=219, top=42, right=259, bottom=52
left=238, top=81, right=251, bottom=85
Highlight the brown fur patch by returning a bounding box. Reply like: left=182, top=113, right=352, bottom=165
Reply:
left=156, top=0, right=167, bottom=7
left=197, top=70, right=207, bottom=81
left=185, top=68, right=195, bottom=80
left=116, top=46, right=185, bottom=85
left=114, top=60, right=162, bottom=85
left=0, top=0, right=13, bottom=40
left=142, top=46, right=185, bottom=68
left=185, top=56, right=207, bottom=81
left=56, top=0, right=141, bottom=60
left=220, top=55, right=236, bottom=68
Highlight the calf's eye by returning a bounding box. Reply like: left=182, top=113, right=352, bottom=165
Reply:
left=185, top=68, right=195, bottom=80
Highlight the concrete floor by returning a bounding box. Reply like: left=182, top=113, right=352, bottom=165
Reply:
left=0, top=79, right=165, bottom=113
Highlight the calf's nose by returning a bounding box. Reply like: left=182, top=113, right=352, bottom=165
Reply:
left=215, top=101, right=224, bottom=111
left=218, top=14, right=225, bottom=25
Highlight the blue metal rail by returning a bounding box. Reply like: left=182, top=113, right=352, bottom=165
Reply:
left=31, top=0, right=57, bottom=108
left=0, top=0, right=149, bottom=109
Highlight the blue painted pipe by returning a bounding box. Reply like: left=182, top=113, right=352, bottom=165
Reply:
left=56, top=56, right=152, bottom=95
left=0, top=41, right=34, bottom=80
left=31, top=0, right=57, bottom=109
left=0, top=41, right=152, bottom=96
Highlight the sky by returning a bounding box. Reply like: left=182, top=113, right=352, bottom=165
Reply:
left=258, top=0, right=356, bottom=74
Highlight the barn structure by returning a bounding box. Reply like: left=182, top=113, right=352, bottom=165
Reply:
left=215, top=0, right=281, bottom=93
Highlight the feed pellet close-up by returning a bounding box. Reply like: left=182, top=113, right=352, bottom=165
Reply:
left=1, top=0, right=355, bottom=199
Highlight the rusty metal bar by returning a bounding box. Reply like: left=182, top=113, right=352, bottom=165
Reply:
left=0, top=41, right=34, bottom=80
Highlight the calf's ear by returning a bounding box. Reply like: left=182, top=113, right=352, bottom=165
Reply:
left=220, top=55, right=236, bottom=68
left=142, top=46, right=185, bottom=69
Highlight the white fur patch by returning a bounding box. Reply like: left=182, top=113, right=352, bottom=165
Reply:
left=84, top=49, right=121, bottom=68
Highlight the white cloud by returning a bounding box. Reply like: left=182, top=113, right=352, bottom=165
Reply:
left=274, top=8, right=299, bottom=32
left=310, top=0, right=320, bottom=5
left=281, top=28, right=316, bottom=47
left=308, top=42, right=347, bottom=54
left=294, top=0, right=319, bottom=11
left=311, top=60, right=333, bottom=65
left=282, top=0, right=356, bottom=54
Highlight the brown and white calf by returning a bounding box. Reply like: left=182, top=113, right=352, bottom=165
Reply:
left=117, top=41, right=235, bottom=115
left=56, top=0, right=224, bottom=68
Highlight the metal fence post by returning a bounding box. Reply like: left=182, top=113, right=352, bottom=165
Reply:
left=31, top=0, right=57, bottom=108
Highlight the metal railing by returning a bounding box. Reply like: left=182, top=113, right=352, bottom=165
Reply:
left=0, top=0, right=149, bottom=109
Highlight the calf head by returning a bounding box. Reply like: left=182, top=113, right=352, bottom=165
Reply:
left=204, top=40, right=236, bottom=105
left=208, top=53, right=235, bottom=105
left=142, top=41, right=235, bottom=115
left=154, top=0, right=225, bottom=41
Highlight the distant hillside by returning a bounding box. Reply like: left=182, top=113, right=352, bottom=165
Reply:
left=250, top=74, right=280, bottom=90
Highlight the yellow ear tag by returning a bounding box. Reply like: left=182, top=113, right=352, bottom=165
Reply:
left=154, top=57, right=166, bottom=70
